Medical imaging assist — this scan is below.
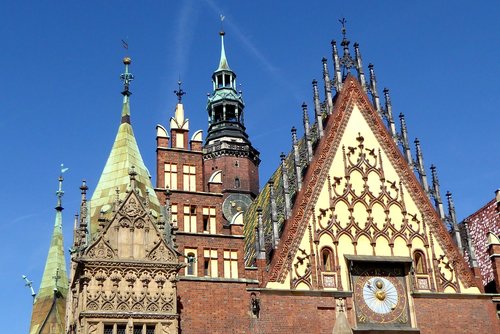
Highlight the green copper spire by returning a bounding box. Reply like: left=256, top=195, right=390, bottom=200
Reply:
left=89, top=57, right=160, bottom=235
left=29, top=170, right=69, bottom=334
left=217, top=30, right=231, bottom=72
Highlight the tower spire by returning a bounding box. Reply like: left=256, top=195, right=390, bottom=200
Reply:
left=217, top=18, right=231, bottom=72
left=29, top=170, right=69, bottom=334
left=89, top=56, right=161, bottom=234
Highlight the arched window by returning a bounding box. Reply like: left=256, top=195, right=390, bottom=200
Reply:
left=413, top=250, right=426, bottom=274
left=321, top=247, right=335, bottom=272
left=186, top=252, right=196, bottom=276
left=234, top=177, right=240, bottom=189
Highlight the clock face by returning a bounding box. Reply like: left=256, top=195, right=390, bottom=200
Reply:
left=222, top=194, right=253, bottom=222
left=353, top=267, right=409, bottom=325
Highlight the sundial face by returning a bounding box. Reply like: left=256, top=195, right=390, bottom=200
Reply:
left=352, top=265, right=410, bottom=326
left=222, top=193, right=253, bottom=222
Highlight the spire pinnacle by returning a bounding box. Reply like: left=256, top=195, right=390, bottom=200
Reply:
left=174, top=80, right=186, bottom=103
left=217, top=21, right=231, bottom=71
left=55, top=164, right=68, bottom=211
left=338, top=18, right=355, bottom=74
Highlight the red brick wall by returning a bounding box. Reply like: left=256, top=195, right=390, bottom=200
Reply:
left=156, top=148, right=204, bottom=191
left=203, top=156, right=259, bottom=197
left=413, top=297, right=499, bottom=334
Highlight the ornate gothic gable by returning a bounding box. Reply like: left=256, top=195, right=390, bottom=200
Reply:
left=84, top=189, right=177, bottom=262
left=264, top=76, right=477, bottom=292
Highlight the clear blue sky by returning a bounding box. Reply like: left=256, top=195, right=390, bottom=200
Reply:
left=1, top=1, right=498, bottom=332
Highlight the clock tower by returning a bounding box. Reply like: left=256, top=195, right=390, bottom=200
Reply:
left=203, top=30, right=260, bottom=214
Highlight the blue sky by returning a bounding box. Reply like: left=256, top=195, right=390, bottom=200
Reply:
left=1, top=1, right=498, bottom=332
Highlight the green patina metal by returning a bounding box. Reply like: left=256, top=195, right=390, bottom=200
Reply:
left=89, top=60, right=160, bottom=235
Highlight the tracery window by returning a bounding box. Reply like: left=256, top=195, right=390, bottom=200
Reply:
left=414, top=250, right=426, bottom=274
left=321, top=247, right=335, bottom=272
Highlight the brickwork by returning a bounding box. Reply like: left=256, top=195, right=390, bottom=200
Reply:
left=413, top=297, right=500, bottom=334
left=156, top=148, right=204, bottom=191
left=204, top=155, right=259, bottom=197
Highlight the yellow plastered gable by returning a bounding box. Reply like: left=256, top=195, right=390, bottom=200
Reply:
left=266, top=101, right=478, bottom=293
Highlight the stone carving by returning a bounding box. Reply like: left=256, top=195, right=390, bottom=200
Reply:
left=147, top=242, right=176, bottom=262
left=87, top=238, right=116, bottom=259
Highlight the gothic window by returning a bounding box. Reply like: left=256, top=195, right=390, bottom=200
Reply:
left=104, top=325, right=113, bottom=334
left=146, top=326, right=155, bottom=334
left=234, top=177, right=240, bottom=189
left=414, top=250, right=426, bottom=274
left=202, top=207, right=216, bottom=233
left=204, top=249, right=218, bottom=277
left=183, top=165, right=196, bottom=191
left=164, top=163, right=178, bottom=190
left=117, top=325, right=126, bottom=334
left=321, top=247, right=335, bottom=272
left=223, top=250, right=238, bottom=279
left=183, top=205, right=197, bottom=233
left=133, top=326, right=142, bottom=334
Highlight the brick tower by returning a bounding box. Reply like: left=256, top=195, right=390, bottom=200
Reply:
left=203, top=30, right=260, bottom=208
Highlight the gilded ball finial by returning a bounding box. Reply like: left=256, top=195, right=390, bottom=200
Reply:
left=123, top=57, right=132, bottom=65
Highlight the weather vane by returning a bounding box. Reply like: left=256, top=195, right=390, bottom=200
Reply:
left=174, top=80, right=186, bottom=103
left=339, top=18, right=347, bottom=38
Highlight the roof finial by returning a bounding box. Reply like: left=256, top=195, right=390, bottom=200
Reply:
left=220, top=14, right=225, bottom=34
left=339, top=18, right=347, bottom=39
left=174, top=80, right=186, bottom=103
left=56, top=164, right=69, bottom=211
left=120, top=53, right=134, bottom=97
left=338, top=18, right=354, bottom=75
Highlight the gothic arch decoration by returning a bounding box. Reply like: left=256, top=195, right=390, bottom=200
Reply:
left=85, top=237, right=116, bottom=259
left=266, top=77, right=476, bottom=290
left=147, top=241, right=177, bottom=262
